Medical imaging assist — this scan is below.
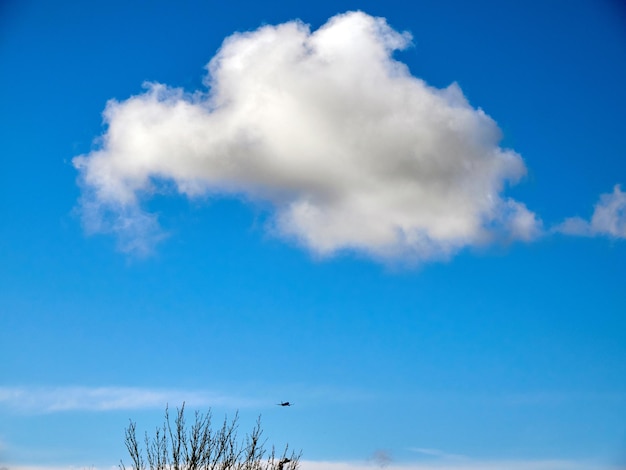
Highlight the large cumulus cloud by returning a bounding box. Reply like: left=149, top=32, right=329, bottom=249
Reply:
left=73, top=11, right=541, bottom=261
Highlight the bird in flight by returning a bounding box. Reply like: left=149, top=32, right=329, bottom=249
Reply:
left=276, top=401, right=293, bottom=406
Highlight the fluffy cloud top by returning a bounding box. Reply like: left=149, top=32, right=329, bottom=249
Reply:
left=74, top=11, right=540, bottom=261
left=556, top=185, right=626, bottom=238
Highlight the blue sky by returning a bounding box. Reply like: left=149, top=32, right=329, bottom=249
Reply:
left=1, top=0, right=625, bottom=469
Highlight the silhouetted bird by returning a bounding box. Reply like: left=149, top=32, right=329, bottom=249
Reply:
left=278, top=458, right=291, bottom=470
left=276, top=401, right=293, bottom=406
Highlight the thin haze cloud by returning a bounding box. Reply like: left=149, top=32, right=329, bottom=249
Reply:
left=0, top=461, right=600, bottom=470
left=409, top=448, right=468, bottom=460
left=298, top=459, right=597, bottom=470
left=0, top=386, right=259, bottom=413
left=73, top=11, right=543, bottom=263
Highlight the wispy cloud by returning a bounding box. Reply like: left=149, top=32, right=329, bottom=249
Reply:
left=0, top=467, right=117, bottom=470
left=555, top=185, right=626, bottom=239
left=408, top=448, right=468, bottom=460
left=0, top=460, right=608, bottom=470
left=73, top=11, right=541, bottom=263
left=0, top=386, right=259, bottom=413
left=299, top=459, right=600, bottom=470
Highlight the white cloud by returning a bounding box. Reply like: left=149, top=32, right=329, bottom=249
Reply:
left=0, top=460, right=605, bottom=470
left=0, top=460, right=601, bottom=470
left=299, top=459, right=598, bottom=470
left=555, top=185, right=626, bottom=238
left=74, top=11, right=540, bottom=262
left=0, top=467, right=117, bottom=470
left=408, top=448, right=467, bottom=460
left=0, top=386, right=258, bottom=413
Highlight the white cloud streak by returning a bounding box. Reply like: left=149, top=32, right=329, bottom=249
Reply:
left=300, top=460, right=601, bottom=470
left=299, top=459, right=600, bottom=470
left=0, top=386, right=258, bottom=413
left=0, top=467, right=117, bottom=470
left=408, top=448, right=468, bottom=460
left=0, top=462, right=601, bottom=470
left=73, top=11, right=541, bottom=262
left=556, top=185, right=626, bottom=238
left=0, top=460, right=603, bottom=470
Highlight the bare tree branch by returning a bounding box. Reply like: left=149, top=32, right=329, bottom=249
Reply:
left=121, top=404, right=300, bottom=470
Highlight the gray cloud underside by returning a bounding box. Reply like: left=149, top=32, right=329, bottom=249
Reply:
left=74, top=11, right=542, bottom=261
